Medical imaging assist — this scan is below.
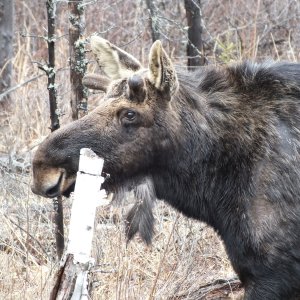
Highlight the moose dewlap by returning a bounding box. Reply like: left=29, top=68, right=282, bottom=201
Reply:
left=31, top=36, right=300, bottom=299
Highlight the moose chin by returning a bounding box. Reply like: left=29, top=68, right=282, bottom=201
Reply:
left=31, top=36, right=300, bottom=299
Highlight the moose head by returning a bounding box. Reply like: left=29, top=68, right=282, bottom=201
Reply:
left=31, top=36, right=180, bottom=198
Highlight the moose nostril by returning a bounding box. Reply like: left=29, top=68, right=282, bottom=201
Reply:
left=45, top=184, right=60, bottom=198
left=45, top=172, right=64, bottom=198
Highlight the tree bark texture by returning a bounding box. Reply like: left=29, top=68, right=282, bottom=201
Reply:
left=184, top=0, right=205, bottom=68
left=50, top=254, right=77, bottom=300
left=68, top=1, right=87, bottom=120
left=145, top=0, right=160, bottom=42
left=0, top=0, right=14, bottom=101
left=46, top=0, right=64, bottom=261
left=46, top=0, right=60, bottom=132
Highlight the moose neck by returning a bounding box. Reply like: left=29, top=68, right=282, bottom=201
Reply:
left=152, top=69, right=256, bottom=234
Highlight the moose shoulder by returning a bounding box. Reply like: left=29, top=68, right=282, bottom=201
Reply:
left=32, top=36, right=300, bottom=299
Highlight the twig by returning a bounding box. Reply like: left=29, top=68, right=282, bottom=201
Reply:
left=0, top=74, right=43, bottom=101
left=0, top=67, right=69, bottom=104
left=270, top=33, right=280, bottom=60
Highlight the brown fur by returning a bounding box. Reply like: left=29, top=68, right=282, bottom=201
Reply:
left=32, top=39, right=300, bottom=299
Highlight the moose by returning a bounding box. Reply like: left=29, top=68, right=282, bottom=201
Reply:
left=31, top=36, right=300, bottom=299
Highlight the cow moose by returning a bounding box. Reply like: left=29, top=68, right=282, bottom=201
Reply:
left=31, top=36, right=300, bottom=299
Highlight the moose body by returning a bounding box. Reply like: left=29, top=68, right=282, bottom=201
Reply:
left=32, top=37, right=300, bottom=299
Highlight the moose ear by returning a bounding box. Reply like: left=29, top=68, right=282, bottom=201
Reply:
left=148, top=40, right=178, bottom=98
left=82, top=73, right=110, bottom=92
left=90, top=36, right=142, bottom=80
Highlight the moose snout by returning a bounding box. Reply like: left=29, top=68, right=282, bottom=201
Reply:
left=31, top=185, right=55, bottom=198
left=31, top=167, right=67, bottom=198
left=31, top=165, right=77, bottom=198
left=31, top=178, right=61, bottom=198
left=33, top=172, right=63, bottom=198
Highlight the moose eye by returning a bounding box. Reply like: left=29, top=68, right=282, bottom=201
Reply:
left=125, top=110, right=136, bottom=121
left=119, top=109, right=138, bottom=126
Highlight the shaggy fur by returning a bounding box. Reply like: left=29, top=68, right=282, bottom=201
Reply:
left=110, top=178, right=155, bottom=244
left=125, top=178, right=155, bottom=245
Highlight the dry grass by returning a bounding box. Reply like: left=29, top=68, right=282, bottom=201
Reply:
left=91, top=203, right=237, bottom=300
left=0, top=0, right=299, bottom=299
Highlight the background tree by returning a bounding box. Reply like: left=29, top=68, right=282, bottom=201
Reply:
left=184, top=0, right=205, bottom=68
left=0, top=0, right=14, bottom=102
left=145, top=0, right=160, bottom=42
left=68, top=0, right=87, bottom=120
left=41, top=0, right=64, bottom=260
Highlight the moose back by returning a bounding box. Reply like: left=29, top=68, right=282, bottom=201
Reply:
left=31, top=36, right=300, bottom=299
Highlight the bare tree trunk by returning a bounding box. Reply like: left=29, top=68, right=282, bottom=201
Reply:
left=45, top=0, right=64, bottom=261
left=68, top=1, right=87, bottom=120
left=0, top=0, right=14, bottom=102
left=46, top=0, right=59, bottom=132
left=184, top=0, right=205, bottom=68
left=145, top=0, right=160, bottom=42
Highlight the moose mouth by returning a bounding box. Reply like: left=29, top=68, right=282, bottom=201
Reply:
left=45, top=171, right=110, bottom=198
left=44, top=172, right=63, bottom=197
left=43, top=171, right=76, bottom=198
left=42, top=168, right=133, bottom=199
left=60, top=173, right=113, bottom=198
